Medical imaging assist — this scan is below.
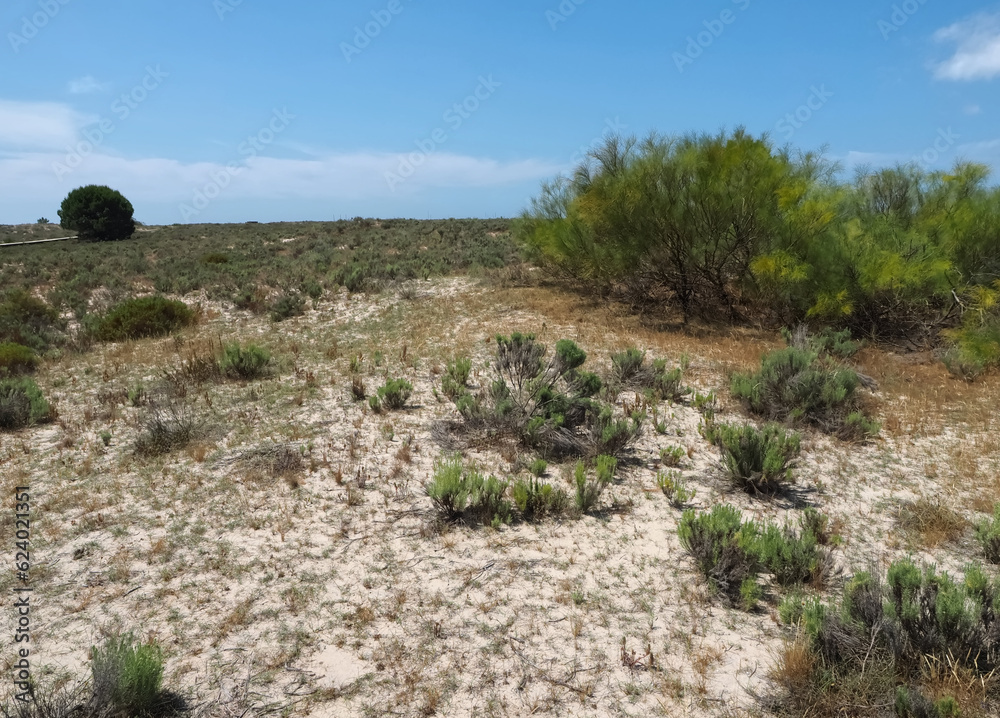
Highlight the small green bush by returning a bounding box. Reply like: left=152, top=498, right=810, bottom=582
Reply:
left=656, top=470, right=695, bottom=507
left=426, top=455, right=512, bottom=527
left=447, top=356, right=472, bottom=385
left=269, top=292, right=305, bottom=322
left=660, top=445, right=684, bottom=467
left=442, top=356, right=472, bottom=399
left=376, top=378, right=413, bottom=410
left=454, top=334, right=640, bottom=460
left=219, top=342, right=272, bottom=380
left=756, top=522, right=828, bottom=587
left=573, top=460, right=606, bottom=514
left=91, top=296, right=195, bottom=341
left=782, top=325, right=861, bottom=359
left=595, top=454, right=617, bottom=483
left=301, top=278, right=323, bottom=299
left=0, top=342, right=39, bottom=375
left=610, top=347, right=645, bottom=383
left=90, top=631, right=165, bottom=716
left=0, top=289, right=64, bottom=351
left=528, top=458, right=547, bottom=477
left=974, top=503, right=1000, bottom=563
left=0, top=377, right=53, bottom=430
left=512, top=476, right=568, bottom=521
left=731, top=345, right=878, bottom=440
left=607, top=349, right=689, bottom=401
left=715, top=422, right=800, bottom=494
left=779, top=559, right=1000, bottom=716
left=200, top=252, right=229, bottom=265
left=678, top=505, right=761, bottom=605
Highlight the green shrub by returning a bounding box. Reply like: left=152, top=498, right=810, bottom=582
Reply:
left=58, top=185, right=135, bottom=242
left=574, top=460, right=606, bottom=514
left=200, top=252, right=229, bottom=264
left=974, top=503, right=1000, bottom=563
left=660, top=445, right=684, bottom=467
left=219, top=342, right=272, bottom=380
left=233, top=286, right=268, bottom=314
left=301, top=278, right=323, bottom=299
left=91, top=296, right=195, bottom=341
left=731, top=346, right=878, bottom=439
left=528, top=458, right=547, bottom=477
left=595, top=454, right=617, bottom=483
left=778, top=559, right=1000, bottom=716
left=269, top=292, right=305, bottom=322
left=782, top=325, right=861, bottom=359
left=0, top=289, right=64, bottom=351
left=715, top=422, right=800, bottom=494
left=90, top=631, right=165, bottom=715
left=0, top=377, right=53, bottom=430
left=756, top=522, right=829, bottom=587
left=426, top=455, right=512, bottom=527
left=656, top=470, right=695, bottom=507
left=442, top=356, right=472, bottom=399
left=453, top=334, right=640, bottom=460
left=512, top=476, right=568, bottom=521
left=0, top=342, right=39, bottom=375
left=376, top=378, right=413, bottom=410
left=590, top=406, right=644, bottom=457
left=610, top=348, right=645, bottom=383
left=607, top=349, right=689, bottom=401
left=678, top=505, right=761, bottom=605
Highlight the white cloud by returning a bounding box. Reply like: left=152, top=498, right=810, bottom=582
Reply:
left=965, top=104, right=982, bottom=115
left=933, top=12, right=1000, bottom=81
left=0, top=98, right=562, bottom=223
left=0, top=100, right=94, bottom=150
left=68, top=75, right=108, bottom=94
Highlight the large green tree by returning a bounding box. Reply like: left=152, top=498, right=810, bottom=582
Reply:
left=58, top=185, right=136, bottom=242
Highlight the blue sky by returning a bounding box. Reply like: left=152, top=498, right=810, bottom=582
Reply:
left=1, top=0, right=998, bottom=225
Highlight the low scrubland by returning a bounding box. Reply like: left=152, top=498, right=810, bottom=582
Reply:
left=1, top=136, right=1000, bottom=716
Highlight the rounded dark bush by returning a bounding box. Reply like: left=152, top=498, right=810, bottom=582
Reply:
left=58, top=185, right=136, bottom=242
left=91, top=296, right=195, bottom=341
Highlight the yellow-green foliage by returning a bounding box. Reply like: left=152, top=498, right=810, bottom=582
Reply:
left=518, top=131, right=1000, bottom=362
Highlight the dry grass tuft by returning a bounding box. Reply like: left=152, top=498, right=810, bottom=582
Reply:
left=896, top=497, right=968, bottom=548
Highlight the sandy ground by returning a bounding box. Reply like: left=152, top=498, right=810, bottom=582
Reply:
left=1, top=274, right=997, bottom=717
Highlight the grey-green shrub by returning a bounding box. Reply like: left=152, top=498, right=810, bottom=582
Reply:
left=453, top=334, right=641, bottom=460
left=975, top=503, right=1000, bottom=563
left=574, top=460, right=605, bottom=514
left=0, top=377, right=53, bottom=430
left=376, top=378, right=413, bottom=410
left=90, top=296, right=194, bottom=341
left=715, top=422, right=800, bottom=494
left=426, top=455, right=511, bottom=527
left=90, top=631, right=165, bottom=716
left=0, top=342, right=39, bottom=375
left=269, top=292, right=305, bottom=322
left=756, top=522, right=828, bottom=587
left=512, top=476, right=568, bottom=521
left=595, top=454, right=617, bottom=484
left=678, top=505, right=761, bottom=605
left=730, top=345, right=878, bottom=440
left=219, top=342, right=272, bottom=380
left=134, top=402, right=197, bottom=456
